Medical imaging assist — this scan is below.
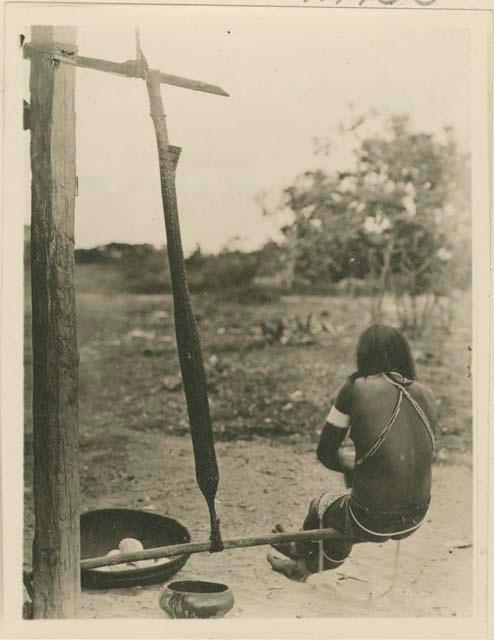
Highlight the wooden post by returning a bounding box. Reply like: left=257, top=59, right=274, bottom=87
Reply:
left=30, top=26, right=80, bottom=618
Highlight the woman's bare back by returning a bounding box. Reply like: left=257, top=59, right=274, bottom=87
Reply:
left=349, top=375, right=436, bottom=512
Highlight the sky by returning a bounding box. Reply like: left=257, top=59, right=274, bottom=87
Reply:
left=23, top=9, right=470, bottom=254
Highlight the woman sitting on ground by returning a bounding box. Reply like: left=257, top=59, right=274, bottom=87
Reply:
left=267, top=324, right=437, bottom=581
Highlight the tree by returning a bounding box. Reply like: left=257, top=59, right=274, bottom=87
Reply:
left=266, top=111, right=470, bottom=334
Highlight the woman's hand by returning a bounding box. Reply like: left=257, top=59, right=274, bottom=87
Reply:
left=342, top=465, right=354, bottom=489
left=338, top=452, right=354, bottom=488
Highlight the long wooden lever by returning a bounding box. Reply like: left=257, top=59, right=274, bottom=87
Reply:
left=81, top=527, right=345, bottom=570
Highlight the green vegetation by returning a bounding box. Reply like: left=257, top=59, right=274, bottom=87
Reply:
left=264, top=111, right=470, bottom=335
left=25, top=262, right=472, bottom=448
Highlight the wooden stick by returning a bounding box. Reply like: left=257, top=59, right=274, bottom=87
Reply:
left=81, top=528, right=344, bottom=570
left=143, top=65, right=223, bottom=551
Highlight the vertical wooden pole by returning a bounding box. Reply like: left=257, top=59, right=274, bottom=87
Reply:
left=30, top=26, right=80, bottom=618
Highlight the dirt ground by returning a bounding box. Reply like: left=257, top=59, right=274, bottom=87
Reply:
left=77, top=437, right=472, bottom=619
left=23, top=267, right=473, bottom=618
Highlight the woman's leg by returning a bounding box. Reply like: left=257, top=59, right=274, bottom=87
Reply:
left=304, top=495, right=353, bottom=572
left=269, top=497, right=322, bottom=560
left=268, top=495, right=353, bottom=580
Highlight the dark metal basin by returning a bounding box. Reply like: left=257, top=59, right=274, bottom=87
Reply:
left=80, top=508, right=190, bottom=589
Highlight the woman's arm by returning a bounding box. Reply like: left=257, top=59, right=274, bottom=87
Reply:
left=317, top=376, right=355, bottom=485
left=316, top=423, right=348, bottom=472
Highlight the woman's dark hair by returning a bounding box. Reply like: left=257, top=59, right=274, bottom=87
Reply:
left=354, top=324, right=417, bottom=380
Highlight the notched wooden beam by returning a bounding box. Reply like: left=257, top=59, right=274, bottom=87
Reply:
left=23, top=42, right=230, bottom=97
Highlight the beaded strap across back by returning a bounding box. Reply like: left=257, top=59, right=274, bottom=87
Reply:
left=355, top=373, right=435, bottom=468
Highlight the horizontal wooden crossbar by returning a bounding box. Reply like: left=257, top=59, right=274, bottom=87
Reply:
left=23, top=43, right=229, bottom=97
left=81, top=527, right=344, bottom=570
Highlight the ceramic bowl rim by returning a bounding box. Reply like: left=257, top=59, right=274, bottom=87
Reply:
left=165, top=579, right=231, bottom=594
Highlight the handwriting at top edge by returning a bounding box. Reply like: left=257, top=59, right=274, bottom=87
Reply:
left=306, top=0, right=437, bottom=6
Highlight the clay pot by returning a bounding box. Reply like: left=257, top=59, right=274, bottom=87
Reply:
left=159, top=580, right=234, bottom=618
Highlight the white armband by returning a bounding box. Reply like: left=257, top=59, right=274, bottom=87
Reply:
left=326, top=406, right=350, bottom=429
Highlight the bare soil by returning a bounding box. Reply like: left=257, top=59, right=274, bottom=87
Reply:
left=23, top=266, right=472, bottom=618
left=76, top=436, right=472, bottom=619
